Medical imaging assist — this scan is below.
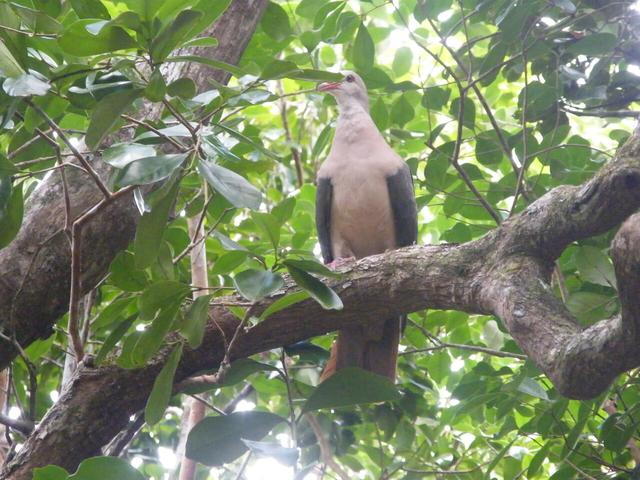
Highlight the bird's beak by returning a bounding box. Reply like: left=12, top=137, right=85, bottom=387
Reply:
left=317, top=81, right=342, bottom=92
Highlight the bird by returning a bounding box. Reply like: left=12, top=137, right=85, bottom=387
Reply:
left=315, top=71, right=418, bottom=381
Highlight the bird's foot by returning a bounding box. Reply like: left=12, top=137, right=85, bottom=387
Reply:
left=326, top=256, right=356, bottom=270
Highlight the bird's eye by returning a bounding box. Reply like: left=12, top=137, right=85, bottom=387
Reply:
left=345, top=75, right=355, bottom=83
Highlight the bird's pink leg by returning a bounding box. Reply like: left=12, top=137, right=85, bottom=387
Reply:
left=326, top=256, right=356, bottom=269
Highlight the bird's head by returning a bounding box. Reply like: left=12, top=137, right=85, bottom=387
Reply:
left=317, top=71, right=369, bottom=112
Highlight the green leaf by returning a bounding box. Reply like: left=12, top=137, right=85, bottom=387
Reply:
left=302, top=367, right=400, bottom=412
left=261, top=60, right=300, bottom=80
left=392, top=47, right=412, bottom=77
left=566, top=33, right=617, bottom=56
left=0, top=39, right=24, bottom=77
left=215, top=123, right=279, bottom=160
left=450, top=96, right=476, bottom=129
left=483, top=438, right=516, bottom=480
left=0, top=176, right=11, bottom=217
left=133, top=304, right=181, bottom=365
left=422, top=86, right=450, bottom=110
left=68, top=456, right=145, bottom=480
left=353, top=22, right=375, bottom=72
left=414, top=0, right=452, bottom=22
left=109, top=251, right=148, bottom=291
left=0, top=182, right=23, bottom=249
left=241, top=439, right=299, bottom=465
left=150, top=10, right=203, bottom=62
left=59, top=20, right=137, bottom=56
left=102, top=143, right=156, bottom=169
left=261, top=1, right=292, bottom=41
left=574, top=245, right=616, bottom=288
left=145, top=343, right=183, bottom=425
left=69, top=0, right=110, bottom=19
left=93, top=297, right=137, bottom=328
left=181, top=295, right=211, bottom=348
left=282, top=259, right=340, bottom=278
left=198, top=159, right=262, bottom=210
left=145, top=69, right=166, bottom=102
left=311, top=123, right=334, bottom=159
left=139, top=280, right=190, bottom=320
left=134, top=177, right=180, bottom=268
left=251, top=212, right=280, bottom=250
left=3, top=73, right=50, bottom=97
left=167, top=78, right=196, bottom=99
left=517, top=378, right=549, bottom=401
left=286, top=264, right=342, bottom=310
left=86, top=89, right=142, bottom=150
left=221, top=358, right=278, bottom=387
left=95, top=315, right=136, bottom=365
left=289, top=70, right=343, bottom=82
left=259, top=291, right=310, bottom=320
left=233, top=269, right=284, bottom=301
left=527, top=441, right=552, bottom=477
left=391, top=94, right=414, bottom=127
left=115, top=153, right=187, bottom=187
left=33, top=465, right=68, bottom=480
left=186, top=412, right=286, bottom=465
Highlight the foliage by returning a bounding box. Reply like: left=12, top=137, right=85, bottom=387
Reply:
left=0, top=0, right=639, bottom=479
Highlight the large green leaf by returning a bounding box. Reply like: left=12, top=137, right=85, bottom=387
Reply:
left=138, top=280, right=190, bottom=320
left=567, top=33, right=617, bottom=56
left=233, top=269, right=284, bottom=301
left=181, top=294, right=211, bottom=348
left=302, top=367, right=400, bottom=412
left=102, top=143, right=156, bottom=169
left=0, top=39, right=24, bottom=77
left=186, top=412, right=286, bottom=466
left=198, top=159, right=262, bottom=210
left=261, top=1, right=292, bottom=41
left=68, top=456, right=145, bottom=480
left=285, top=264, right=342, bottom=310
left=114, top=153, right=187, bottom=187
left=86, top=89, right=142, bottom=150
left=68, top=0, right=110, bottom=19
left=33, top=465, right=68, bottom=480
left=59, top=20, right=137, bottom=56
left=134, top=177, right=180, bottom=269
left=574, top=245, right=616, bottom=288
left=352, top=22, right=374, bottom=72
left=150, top=10, right=203, bottom=62
left=145, top=343, right=183, bottom=425
left=258, top=291, right=309, bottom=320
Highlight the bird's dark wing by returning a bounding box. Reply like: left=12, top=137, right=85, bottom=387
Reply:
left=316, top=177, right=334, bottom=263
left=387, top=163, right=418, bottom=247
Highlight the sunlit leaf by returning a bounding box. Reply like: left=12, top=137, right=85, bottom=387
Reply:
left=186, top=412, right=286, bottom=466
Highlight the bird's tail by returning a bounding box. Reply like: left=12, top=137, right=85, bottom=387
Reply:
left=320, top=317, right=401, bottom=382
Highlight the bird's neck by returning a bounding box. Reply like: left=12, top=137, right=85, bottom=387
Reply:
left=335, top=100, right=374, bottom=143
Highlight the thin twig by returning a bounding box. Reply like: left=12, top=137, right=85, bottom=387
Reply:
left=121, top=115, right=188, bottom=151
left=25, top=99, right=112, bottom=198
left=280, top=349, right=298, bottom=471
left=0, top=415, right=33, bottom=436
left=277, top=82, right=303, bottom=187
left=305, top=414, right=349, bottom=480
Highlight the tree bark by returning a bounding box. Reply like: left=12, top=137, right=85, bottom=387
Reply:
left=3, top=124, right=640, bottom=477
left=0, top=0, right=269, bottom=370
